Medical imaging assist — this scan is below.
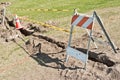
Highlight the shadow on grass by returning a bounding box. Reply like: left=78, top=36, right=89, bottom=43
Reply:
left=14, top=40, right=115, bottom=69
left=30, top=52, right=82, bottom=70
left=13, top=38, right=82, bottom=70
left=14, top=37, right=115, bottom=70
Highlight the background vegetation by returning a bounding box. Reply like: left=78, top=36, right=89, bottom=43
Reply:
left=0, top=0, right=120, bottom=21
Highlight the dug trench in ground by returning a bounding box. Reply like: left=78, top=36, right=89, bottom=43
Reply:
left=1, top=19, right=120, bottom=80
left=24, top=33, right=118, bottom=68
left=23, top=32, right=120, bottom=80
left=0, top=19, right=118, bottom=69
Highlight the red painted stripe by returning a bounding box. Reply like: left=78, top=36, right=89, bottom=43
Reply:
left=77, top=16, right=89, bottom=27
left=71, top=15, right=79, bottom=24
left=87, top=22, right=93, bottom=29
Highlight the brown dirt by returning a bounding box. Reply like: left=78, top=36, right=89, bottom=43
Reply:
left=0, top=7, right=120, bottom=80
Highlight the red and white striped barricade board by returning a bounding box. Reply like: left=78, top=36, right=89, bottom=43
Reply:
left=71, top=15, right=93, bottom=29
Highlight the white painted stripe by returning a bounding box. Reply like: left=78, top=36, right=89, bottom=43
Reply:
left=72, top=16, right=84, bottom=26
left=82, top=17, right=93, bottom=29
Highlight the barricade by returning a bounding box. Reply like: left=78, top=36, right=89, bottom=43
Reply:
left=66, top=9, right=117, bottom=70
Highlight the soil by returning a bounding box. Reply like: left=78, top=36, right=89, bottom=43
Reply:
left=0, top=6, right=120, bottom=80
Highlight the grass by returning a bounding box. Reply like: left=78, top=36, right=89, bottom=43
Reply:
left=0, top=0, right=120, bottom=22
left=0, top=1, right=120, bottom=80
left=0, top=0, right=119, bottom=41
left=0, top=0, right=120, bottom=42
left=0, top=0, right=119, bottom=39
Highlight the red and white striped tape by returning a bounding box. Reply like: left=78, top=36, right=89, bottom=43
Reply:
left=71, top=15, right=93, bottom=29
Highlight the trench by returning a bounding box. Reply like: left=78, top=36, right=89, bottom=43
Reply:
left=17, top=30, right=115, bottom=67
left=32, top=34, right=67, bottom=49
left=89, top=53, right=115, bottom=67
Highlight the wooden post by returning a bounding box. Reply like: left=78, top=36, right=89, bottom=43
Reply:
left=1, top=6, right=5, bottom=27
left=1, top=6, right=9, bottom=29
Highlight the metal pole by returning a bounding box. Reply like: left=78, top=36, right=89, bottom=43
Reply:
left=86, top=29, right=98, bottom=48
left=68, top=26, right=74, bottom=47
left=66, top=25, right=74, bottom=62
left=93, top=11, right=117, bottom=53
left=84, top=13, right=94, bottom=69
left=84, top=29, right=92, bottom=70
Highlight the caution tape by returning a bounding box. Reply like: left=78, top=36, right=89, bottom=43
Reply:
left=15, top=9, right=70, bottom=12
left=20, top=17, right=71, bottom=33
left=15, top=8, right=70, bottom=12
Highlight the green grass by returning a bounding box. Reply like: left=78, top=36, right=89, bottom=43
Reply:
left=0, top=0, right=120, bottom=22
left=0, top=0, right=120, bottom=36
